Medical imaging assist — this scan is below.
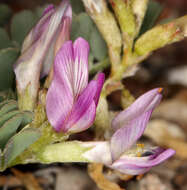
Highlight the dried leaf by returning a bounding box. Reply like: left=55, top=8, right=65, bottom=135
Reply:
left=11, top=169, right=43, bottom=190
left=88, top=163, right=124, bottom=190
left=145, top=119, right=187, bottom=159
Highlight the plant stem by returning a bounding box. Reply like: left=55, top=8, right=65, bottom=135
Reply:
left=89, top=58, right=110, bottom=75
left=33, top=141, right=91, bottom=164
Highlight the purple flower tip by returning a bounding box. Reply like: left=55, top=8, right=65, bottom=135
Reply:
left=82, top=88, right=175, bottom=175
left=14, top=0, right=72, bottom=103
left=108, top=88, right=175, bottom=174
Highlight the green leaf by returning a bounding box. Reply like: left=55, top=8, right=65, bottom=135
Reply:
left=0, top=114, right=23, bottom=149
left=0, top=100, right=18, bottom=117
left=90, top=26, right=107, bottom=61
left=0, top=100, right=10, bottom=109
left=0, top=89, right=16, bottom=102
left=0, top=48, right=20, bottom=90
left=70, top=0, right=85, bottom=14
left=0, top=110, right=20, bottom=127
left=158, top=17, right=174, bottom=25
left=0, top=96, right=3, bottom=102
left=138, top=0, right=163, bottom=36
left=11, top=10, right=37, bottom=45
left=0, top=149, right=2, bottom=169
left=21, top=111, right=34, bottom=128
left=71, top=13, right=94, bottom=41
left=0, top=4, right=12, bottom=26
left=0, top=28, right=12, bottom=50
left=34, top=6, right=45, bottom=20
left=4, top=128, right=40, bottom=166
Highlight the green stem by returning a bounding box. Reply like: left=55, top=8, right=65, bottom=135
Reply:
left=34, top=141, right=91, bottom=164
left=89, top=58, right=110, bottom=75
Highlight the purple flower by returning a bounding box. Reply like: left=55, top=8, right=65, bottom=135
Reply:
left=14, top=0, right=72, bottom=110
left=46, top=37, right=105, bottom=133
left=83, top=88, right=175, bottom=175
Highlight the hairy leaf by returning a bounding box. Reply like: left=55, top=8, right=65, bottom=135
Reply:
left=4, top=128, right=40, bottom=167
left=0, top=48, right=20, bottom=90
left=0, top=114, right=23, bottom=149
left=11, top=10, right=37, bottom=45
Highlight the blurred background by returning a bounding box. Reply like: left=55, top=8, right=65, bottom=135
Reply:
left=0, top=0, right=187, bottom=190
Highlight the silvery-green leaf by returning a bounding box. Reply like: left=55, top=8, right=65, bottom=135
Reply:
left=0, top=96, right=3, bottom=102
left=11, top=10, right=37, bottom=45
left=0, top=149, right=2, bottom=169
left=0, top=28, right=12, bottom=50
left=0, top=4, right=12, bottom=26
left=0, top=89, right=16, bottom=102
left=0, top=100, right=18, bottom=117
left=0, top=100, right=10, bottom=109
left=138, top=0, right=163, bottom=36
left=4, top=128, right=40, bottom=167
left=71, top=13, right=94, bottom=41
left=0, top=114, right=23, bottom=149
left=70, top=0, right=84, bottom=14
left=0, top=48, right=20, bottom=90
left=90, top=26, right=107, bottom=61
left=159, top=17, right=174, bottom=25
left=21, top=111, right=34, bottom=128
left=0, top=110, right=20, bottom=127
left=34, top=6, right=46, bottom=20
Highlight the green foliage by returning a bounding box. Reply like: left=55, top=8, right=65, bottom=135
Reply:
left=4, top=128, right=40, bottom=166
left=0, top=89, right=16, bottom=102
left=0, top=100, right=40, bottom=170
left=0, top=4, right=45, bottom=91
left=70, top=0, right=85, bottom=14
left=0, top=110, right=20, bottom=126
left=34, top=6, right=46, bottom=19
left=0, top=114, right=23, bottom=149
left=71, top=13, right=94, bottom=41
left=0, top=28, right=13, bottom=50
left=0, top=100, right=18, bottom=117
left=71, top=12, right=108, bottom=63
left=0, top=48, right=20, bottom=90
left=138, top=0, right=163, bottom=36
left=11, top=10, right=37, bottom=45
left=0, top=4, right=12, bottom=26
left=90, top=27, right=107, bottom=61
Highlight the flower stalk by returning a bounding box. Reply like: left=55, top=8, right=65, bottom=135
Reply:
left=135, top=15, right=187, bottom=56
left=36, top=141, right=91, bottom=164
left=82, top=0, right=122, bottom=73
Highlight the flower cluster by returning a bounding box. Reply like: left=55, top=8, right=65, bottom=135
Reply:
left=83, top=88, right=175, bottom=175
left=13, top=0, right=175, bottom=175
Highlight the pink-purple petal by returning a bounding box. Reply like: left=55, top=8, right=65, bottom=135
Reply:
left=53, top=41, right=74, bottom=95
left=73, top=38, right=89, bottom=97
left=62, top=80, right=97, bottom=132
left=42, top=4, right=55, bottom=16
left=112, top=88, right=162, bottom=131
left=46, top=41, right=74, bottom=132
left=68, top=102, right=96, bottom=133
left=64, top=4, right=72, bottom=19
left=54, top=16, right=72, bottom=56
left=22, top=7, right=55, bottom=54
left=46, top=78, right=73, bottom=132
left=110, top=110, right=152, bottom=161
left=46, top=37, right=102, bottom=133
left=111, top=148, right=175, bottom=175
left=94, top=73, right=105, bottom=106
